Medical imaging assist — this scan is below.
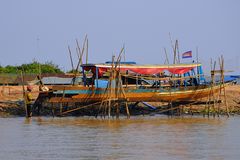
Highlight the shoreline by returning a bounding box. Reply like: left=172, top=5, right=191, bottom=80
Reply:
left=0, top=85, right=240, bottom=118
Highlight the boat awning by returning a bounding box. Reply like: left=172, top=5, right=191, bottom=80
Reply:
left=82, top=63, right=202, bottom=76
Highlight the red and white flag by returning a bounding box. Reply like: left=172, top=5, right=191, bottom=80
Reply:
left=182, top=51, right=192, bottom=59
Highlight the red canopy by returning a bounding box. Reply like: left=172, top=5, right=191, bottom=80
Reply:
left=82, top=63, right=201, bottom=77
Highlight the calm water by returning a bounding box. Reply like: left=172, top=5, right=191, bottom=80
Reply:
left=0, top=116, right=240, bottom=160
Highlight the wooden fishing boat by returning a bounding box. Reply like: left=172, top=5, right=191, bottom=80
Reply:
left=48, top=84, right=221, bottom=103
left=38, top=62, right=223, bottom=104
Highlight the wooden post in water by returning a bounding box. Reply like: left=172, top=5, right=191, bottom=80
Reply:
left=206, top=59, right=216, bottom=117
left=51, top=102, right=55, bottom=117
left=59, top=88, right=66, bottom=116
left=20, top=71, right=28, bottom=117
left=211, top=61, right=216, bottom=117
left=119, top=72, right=130, bottom=118
left=98, top=47, right=130, bottom=119
left=220, top=56, right=230, bottom=117
left=212, top=61, right=216, bottom=117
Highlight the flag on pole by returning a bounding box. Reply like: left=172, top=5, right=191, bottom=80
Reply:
left=182, top=51, right=192, bottom=59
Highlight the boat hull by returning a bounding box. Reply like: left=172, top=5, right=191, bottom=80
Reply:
left=47, top=85, right=221, bottom=103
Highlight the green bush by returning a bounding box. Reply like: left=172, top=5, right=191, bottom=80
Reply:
left=0, top=61, right=64, bottom=74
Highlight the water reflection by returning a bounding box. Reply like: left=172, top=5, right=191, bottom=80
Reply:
left=0, top=116, right=239, bottom=160
left=31, top=116, right=224, bottom=128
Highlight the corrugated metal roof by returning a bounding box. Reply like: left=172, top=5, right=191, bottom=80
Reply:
left=42, top=77, right=73, bottom=85
left=0, top=73, right=76, bottom=85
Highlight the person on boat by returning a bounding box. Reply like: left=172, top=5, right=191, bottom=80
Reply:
left=26, top=85, right=34, bottom=117
left=39, top=84, right=49, bottom=92
left=37, top=75, right=49, bottom=91
left=33, top=77, right=49, bottom=116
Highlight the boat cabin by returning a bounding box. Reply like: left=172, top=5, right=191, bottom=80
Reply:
left=81, top=62, right=206, bottom=89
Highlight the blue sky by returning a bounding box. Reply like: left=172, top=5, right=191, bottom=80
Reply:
left=0, top=0, right=239, bottom=74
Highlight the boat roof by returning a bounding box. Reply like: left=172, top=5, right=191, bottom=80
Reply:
left=81, top=63, right=202, bottom=75
left=82, top=63, right=201, bottom=68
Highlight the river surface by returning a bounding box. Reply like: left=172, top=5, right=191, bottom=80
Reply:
left=0, top=115, right=240, bottom=160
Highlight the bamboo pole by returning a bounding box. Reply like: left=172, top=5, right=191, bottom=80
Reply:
left=20, top=71, right=28, bottom=117
left=176, top=40, right=180, bottom=64
left=196, top=47, right=200, bottom=83
left=173, top=41, right=177, bottom=64
left=75, top=37, right=87, bottom=74
left=220, top=56, right=230, bottom=117
left=118, top=69, right=130, bottom=118
left=157, top=105, right=180, bottom=114
left=61, top=101, right=107, bottom=115
left=116, top=102, right=120, bottom=119
left=114, top=47, right=126, bottom=118
left=168, top=33, right=175, bottom=64
left=68, top=45, right=74, bottom=71
left=212, top=61, right=216, bottom=117
left=51, top=102, right=55, bottom=117
left=99, top=47, right=130, bottom=119
left=206, top=59, right=213, bottom=117
left=76, top=47, right=80, bottom=59
left=217, top=57, right=222, bottom=116
left=82, top=35, right=88, bottom=65
left=105, top=55, right=115, bottom=118
left=76, top=39, right=82, bottom=65
left=86, top=38, right=88, bottom=64
left=164, top=48, right=169, bottom=65
left=196, top=47, right=199, bottom=64
left=123, top=43, right=126, bottom=62
left=59, top=88, right=66, bottom=116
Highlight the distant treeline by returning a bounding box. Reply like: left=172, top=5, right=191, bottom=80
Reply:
left=0, top=61, right=63, bottom=74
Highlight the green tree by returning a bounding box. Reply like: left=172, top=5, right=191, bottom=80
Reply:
left=5, top=65, right=18, bottom=73
left=41, top=61, right=63, bottom=73
left=0, top=61, right=64, bottom=74
left=0, top=65, right=5, bottom=73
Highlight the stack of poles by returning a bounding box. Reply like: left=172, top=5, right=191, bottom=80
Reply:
left=205, top=55, right=229, bottom=117
left=99, top=47, right=130, bottom=119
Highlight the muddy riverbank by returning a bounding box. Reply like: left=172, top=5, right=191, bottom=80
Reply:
left=0, top=85, right=240, bottom=117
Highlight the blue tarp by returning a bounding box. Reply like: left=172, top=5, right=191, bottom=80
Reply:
left=95, top=79, right=108, bottom=88
left=141, top=102, right=157, bottom=110
left=230, top=75, right=240, bottom=79
left=224, top=76, right=237, bottom=82
left=105, top=61, right=136, bottom=64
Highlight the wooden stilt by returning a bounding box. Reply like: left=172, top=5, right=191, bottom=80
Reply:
left=125, top=102, right=130, bottom=118
left=116, top=103, right=120, bottom=119
left=181, top=105, right=184, bottom=117
left=220, top=56, right=230, bottom=117
left=51, top=102, right=55, bottom=118
left=191, top=105, right=194, bottom=116
left=20, top=71, right=28, bottom=118
left=59, top=89, right=66, bottom=116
